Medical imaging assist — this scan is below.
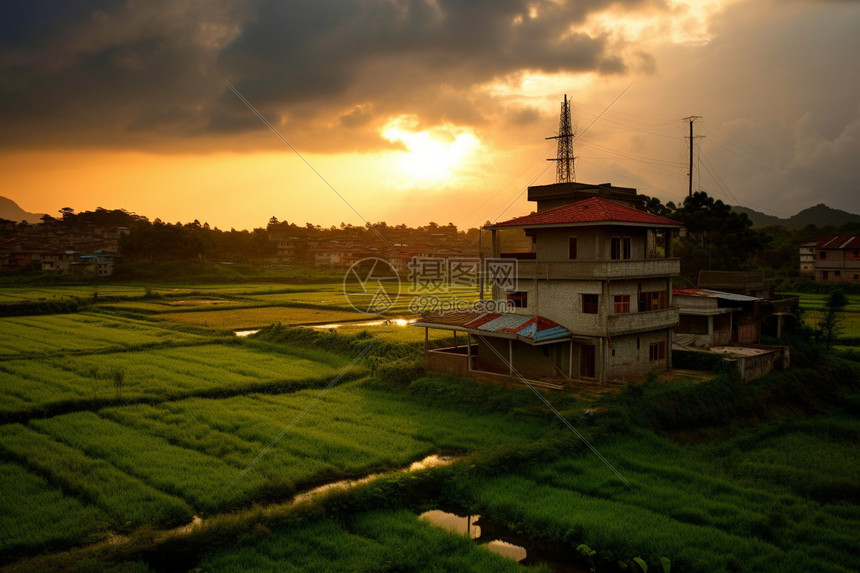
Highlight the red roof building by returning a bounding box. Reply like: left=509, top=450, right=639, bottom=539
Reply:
left=418, top=187, right=683, bottom=385
left=814, top=236, right=860, bottom=283
left=489, top=197, right=682, bottom=230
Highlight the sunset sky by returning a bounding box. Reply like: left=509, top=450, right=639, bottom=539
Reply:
left=2, top=0, right=858, bottom=231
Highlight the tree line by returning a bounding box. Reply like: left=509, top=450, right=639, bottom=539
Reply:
left=7, top=194, right=859, bottom=282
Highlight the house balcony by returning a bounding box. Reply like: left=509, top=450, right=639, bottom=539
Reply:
left=514, top=258, right=680, bottom=281
left=606, top=307, right=679, bottom=336
left=814, top=260, right=860, bottom=270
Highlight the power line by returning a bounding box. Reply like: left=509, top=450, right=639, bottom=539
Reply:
left=476, top=334, right=634, bottom=491
left=222, top=79, right=391, bottom=246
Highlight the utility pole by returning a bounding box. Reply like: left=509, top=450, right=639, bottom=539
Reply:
left=547, top=94, right=575, bottom=183
left=683, top=115, right=702, bottom=198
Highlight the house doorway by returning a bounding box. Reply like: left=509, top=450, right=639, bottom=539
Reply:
left=580, top=344, right=596, bottom=378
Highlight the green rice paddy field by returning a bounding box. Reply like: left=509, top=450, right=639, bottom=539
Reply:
left=780, top=291, right=860, bottom=340
left=0, top=282, right=857, bottom=573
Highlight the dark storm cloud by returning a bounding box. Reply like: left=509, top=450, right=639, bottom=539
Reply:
left=0, top=0, right=653, bottom=151
left=214, top=0, right=639, bottom=138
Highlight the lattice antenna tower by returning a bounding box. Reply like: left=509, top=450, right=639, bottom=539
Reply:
left=547, top=94, right=575, bottom=183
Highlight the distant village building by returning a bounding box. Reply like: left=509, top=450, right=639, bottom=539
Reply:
left=0, top=217, right=126, bottom=275
left=798, top=241, right=816, bottom=277
left=673, top=288, right=762, bottom=347
left=41, top=250, right=79, bottom=274
left=812, top=236, right=860, bottom=283
left=416, top=182, right=683, bottom=385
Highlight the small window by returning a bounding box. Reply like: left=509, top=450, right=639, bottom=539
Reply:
left=613, top=295, right=630, bottom=313
left=638, top=290, right=666, bottom=311
left=819, top=251, right=827, bottom=260
left=507, top=291, right=527, bottom=308
left=582, top=294, right=599, bottom=314
left=649, top=341, right=666, bottom=361
left=821, top=271, right=829, bottom=280
left=569, top=237, right=577, bottom=259
left=611, top=237, right=632, bottom=260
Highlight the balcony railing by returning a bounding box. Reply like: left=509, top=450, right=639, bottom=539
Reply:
left=813, top=259, right=860, bottom=269
left=606, top=307, right=679, bottom=335
left=514, top=258, right=680, bottom=280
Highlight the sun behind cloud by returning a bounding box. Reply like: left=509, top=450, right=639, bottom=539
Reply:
left=380, top=116, right=480, bottom=189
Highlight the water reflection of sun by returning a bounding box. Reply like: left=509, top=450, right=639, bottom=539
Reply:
left=381, top=115, right=479, bottom=188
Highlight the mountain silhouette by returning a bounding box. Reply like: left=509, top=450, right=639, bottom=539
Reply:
left=732, top=203, right=860, bottom=229
left=0, top=196, right=48, bottom=223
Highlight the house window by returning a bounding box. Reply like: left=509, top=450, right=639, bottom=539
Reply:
left=581, top=345, right=596, bottom=378
left=638, top=290, right=667, bottom=311
left=821, top=271, right=829, bottom=280
left=819, top=251, right=827, bottom=260
left=582, top=294, right=599, bottom=314
left=835, top=271, right=841, bottom=277
left=507, top=291, right=527, bottom=308
left=649, top=341, right=666, bottom=361
left=569, top=237, right=577, bottom=259
left=613, top=295, right=630, bottom=313
left=610, top=237, right=632, bottom=260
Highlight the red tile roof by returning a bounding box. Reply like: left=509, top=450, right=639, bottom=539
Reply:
left=816, top=236, right=860, bottom=250
left=488, top=197, right=682, bottom=229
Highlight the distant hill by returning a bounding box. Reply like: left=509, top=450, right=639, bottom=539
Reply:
left=0, top=196, right=48, bottom=224
left=732, top=204, right=860, bottom=229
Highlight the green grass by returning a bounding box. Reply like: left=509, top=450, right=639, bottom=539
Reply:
left=0, top=461, right=111, bottom=557
left=0, top=282, right=855, bottom=572
left=0, top=285, right=147, bottom=303
left=803, top=309, right=860, bottom=339
left=0, top=343, right=355, bottom=417
left=0, top=424, right=192, bottom=526
left=450, top=419, right=860, bottom=573
left=157, top=307, right=376, bottom=330
left=0, top=378, right=555, bottom=557
left=780, top=292, right=860, bottom=313
left=30, top=412, right=265, bottom=510
left=780, top=292, right=860, bottom=341
left=199, top=509, right=541, bottom=573
left=0, top=313, right=203, bottom=357
left=329, top=323, right=455, bottom=345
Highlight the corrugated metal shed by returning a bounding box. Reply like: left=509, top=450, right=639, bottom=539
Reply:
left=673, top=287, right=760, bottom=302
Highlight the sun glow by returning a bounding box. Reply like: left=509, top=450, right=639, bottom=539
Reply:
left=380, top=116, right=479, bottom=189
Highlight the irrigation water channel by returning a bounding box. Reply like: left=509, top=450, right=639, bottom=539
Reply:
left=233, top=318, right=416, bottom=337
left=230, top=319, right=586, bottom=570
left=293, top=456, right=584, bottom=570
left=154, top=455, right=586, bottom=572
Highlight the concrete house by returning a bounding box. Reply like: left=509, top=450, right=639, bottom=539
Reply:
left=813, top=236, right=860, bottom=283
left=673, top=288, right=762, bottom=347
left=415, top=183, right=682, bottom=386
left=799, top=241, right=816, bottom=277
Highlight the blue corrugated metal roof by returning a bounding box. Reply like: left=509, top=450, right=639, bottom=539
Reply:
left=478, top=314, right=530, bottom=332
left=533, top=326, right=570, bottom=342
